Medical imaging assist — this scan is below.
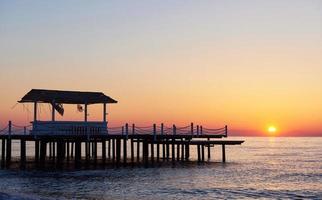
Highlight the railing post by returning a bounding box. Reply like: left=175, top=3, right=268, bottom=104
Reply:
left=161, top=123, right=164, bottom=135
left=197, top=125, right=199, bottom=136
left=132, top=124, right=135, bottom=135
left=225, top=125, right=228, bottom=137
left=153, top=124, right=156, bottom=141
left=173, top=125, right=176, bottom=135
left=8, top=121, right=12, bottom=137
left=122, top=126, right=124, bottom=136
left=125, top=123, right=129, bottom=139
left=200, top=126, right=203, bottom=135
left=191, top=122, right=193, bottom=135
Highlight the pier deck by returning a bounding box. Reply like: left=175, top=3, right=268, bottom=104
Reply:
left=0, top=133, right=243, bottom=169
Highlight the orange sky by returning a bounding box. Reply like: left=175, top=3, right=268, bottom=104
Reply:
left=0, top=1, right=322, bottom=136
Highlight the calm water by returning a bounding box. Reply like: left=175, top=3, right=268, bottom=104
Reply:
left=0, top=137, right=321, bottom=199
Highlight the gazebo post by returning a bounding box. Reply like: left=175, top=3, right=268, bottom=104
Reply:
left=34, top=102, right=37, bottom=121
left=103, top=103, right=107, bottom=122
left=51, top=103, right=55, bottom=121
left=84, top=104, right=88, bottom=122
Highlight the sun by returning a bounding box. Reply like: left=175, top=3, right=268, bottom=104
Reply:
left=267, top=126, right=277, bottom=135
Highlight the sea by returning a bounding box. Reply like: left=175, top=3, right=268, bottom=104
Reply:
left=0, top=137, right=321, bottom=199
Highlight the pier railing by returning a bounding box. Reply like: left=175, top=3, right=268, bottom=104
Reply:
left=0, top=121, right=228, bottom=137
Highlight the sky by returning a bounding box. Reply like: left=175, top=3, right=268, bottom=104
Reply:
left=0, top=0, right=322, bottom=136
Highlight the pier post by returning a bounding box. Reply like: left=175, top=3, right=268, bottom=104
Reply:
left=85, top=141, right=90, bottom=162
left=102, top=140, right=106, bottom=163
left=166, top=138, right=169, bottom=161
left=116, top=138, right=121, bottom=167
left=191, top=122, right=194, bottom=135
left=66, top=141, right=70, bottom=161
left=94, top=140, right=97, bottom=164
left=143, top=138, right=149, bottom=167
left=71, top=142, right=74, bottom=158
left=197, top=145, right=201, bottom=162
left=6, top=138, right=11, bottom=166
left=222, top=144, right=226, bottom=163
left=20, top=139, right=26, bottom=168
left=56, top=140, right=64, bottom=167
left=6, top=121, right=12, bottom=166
left=49, top=142, right=52, bottom=159
left=154, top=124, right=159, bottom=163
left=181, top=138, right=184, bottom=161
left=201, top=145, right=205, bottom=162
left=35, top=140, right=40, bottom=163
left=40, top=140, right=47, bottom=165
left=74, top=140, right=81, bottom=167
left=136, top=138, right=140, bottom=163
left=185, top=139, right=190, bottom=160
left=108, top=139, right=111, bottom=160
left=151, top=141, right=154, bottom=165
left=131, top=124, right=134, bottom=165
left=1, top=139, right=5, bottom=168
left=161, top=123, right=165, bottom=160
left=112, top=139, right=115, bottom=163
left=171, top=137, right=175, bottom=164
left=124, top=124, right=128, bottom=166
left=172, top=125, right=176, bottom=163
left=207, top=138, right=211, bottom=159
left=53, top=141, right=56, bottom=162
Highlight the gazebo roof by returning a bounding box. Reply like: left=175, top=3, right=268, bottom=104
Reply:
left=18, top=89, right=118, bottom=104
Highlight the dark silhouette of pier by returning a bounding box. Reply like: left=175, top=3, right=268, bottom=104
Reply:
left=0, top=89, right=244, bottom=169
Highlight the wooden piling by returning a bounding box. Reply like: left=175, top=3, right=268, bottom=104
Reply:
left=116, top=138, right=121, bottom=167
left=53, top=141, right=56, bottom=162
left=35, top=140, right=39, bottom=163
left=71, top=142, right=74, bottom=158
left=201, top=145, right=205, bottom=162
left=108, top=139, right=111, bottom=159
left=75, top=140, right=81, bottom=167
left=49, top=142, right=52, bottom=159
left=131, top=138, right=134, bottom=165
left=157, top=139, right=160, bottom=162
left=40, top=141, right=47, bottom=164
left=123, top=137, right=127, bottom=166
left=102, top=140, right=106, bottom=163
left=1, top=139, right=5, bottom=168
left=166, top=138, right=169, bottom=161
left=66, top=141, right=70, bottom=161
left=151, top=141, right=154, bottom=165
left=172, top=138, right=175, bottom=164
left=181, top=139, right=184, bottom=161
left=136, top=139, right=140, bottom=163
left=176, top=143, right=180, bottom=161
left=185, top=139, right=190, bottom=160
left=5, top=138, right=11, bottom=166
left=143, top=139, right=149, bottom=167
left=197, top=145, right=201, bottom=162
left=207, top=138, right=211, bottom=159
left=20, top=139, right=26, bottom=168
left=112, top=139, right=115, bottom=163
left=222, top=144, right=226, bottom=163
left=85, top=141, right=90, bottom=162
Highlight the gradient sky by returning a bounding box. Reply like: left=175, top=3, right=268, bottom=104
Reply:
left=1, top=0, right=322, bottom=136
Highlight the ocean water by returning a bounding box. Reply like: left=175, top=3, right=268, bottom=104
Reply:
left=0, top=137, right=321, bottom=199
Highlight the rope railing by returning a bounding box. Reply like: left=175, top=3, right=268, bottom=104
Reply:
left=0, top=121, right=228, bottom=137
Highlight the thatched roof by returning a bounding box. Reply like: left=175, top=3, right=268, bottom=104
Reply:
left=18, top=89, right=118, bottom=104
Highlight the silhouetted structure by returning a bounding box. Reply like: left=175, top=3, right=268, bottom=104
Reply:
left=0, top=89, right=244, bottom=169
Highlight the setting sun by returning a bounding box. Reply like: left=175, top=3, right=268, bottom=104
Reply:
left=268, top=126, right=277, bottom=134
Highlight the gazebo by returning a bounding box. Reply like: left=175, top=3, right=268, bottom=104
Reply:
left=18, top=89, right=117, bottom=135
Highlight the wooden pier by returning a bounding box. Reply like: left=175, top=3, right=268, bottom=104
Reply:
left=0, top=89, right=244, bottom=169
left=0, top=122, right=244, bottom=169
